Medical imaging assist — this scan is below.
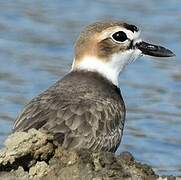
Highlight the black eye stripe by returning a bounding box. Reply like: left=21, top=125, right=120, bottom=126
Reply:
left=112, top=31, right=128, bottom=42
left=124, top=24, right=139, bottom=33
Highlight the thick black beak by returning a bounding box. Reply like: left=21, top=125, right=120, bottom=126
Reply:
left=136, top=41, right=175, bottom=57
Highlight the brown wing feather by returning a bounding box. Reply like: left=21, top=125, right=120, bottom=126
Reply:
left=13, top=71, right=125, bottom=152
left=14, top=96, right=124, bottom=152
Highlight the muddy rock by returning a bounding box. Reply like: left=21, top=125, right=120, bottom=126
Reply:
left=0, top=129, right=179, bottom=180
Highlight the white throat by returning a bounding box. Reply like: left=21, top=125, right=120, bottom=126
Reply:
left=72, top=49, right=142, bottom=86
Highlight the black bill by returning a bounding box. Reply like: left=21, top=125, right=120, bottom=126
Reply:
left=136, top=41, right=175, bottom=57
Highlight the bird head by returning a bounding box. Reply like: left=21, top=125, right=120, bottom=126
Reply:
left=72, top=21, right=175, bottom=85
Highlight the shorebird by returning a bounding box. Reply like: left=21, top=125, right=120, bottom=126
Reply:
left=13, top=21, right=175, bottom=152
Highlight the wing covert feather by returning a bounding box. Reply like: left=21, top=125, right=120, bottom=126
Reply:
left=13, top=71, right=125, bottom=152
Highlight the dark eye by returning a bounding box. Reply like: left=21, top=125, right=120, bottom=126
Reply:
left=112, top=31, right=127, bottom=42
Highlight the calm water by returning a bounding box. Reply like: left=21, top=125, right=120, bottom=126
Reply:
left=0, top=0, right=180, bottom=175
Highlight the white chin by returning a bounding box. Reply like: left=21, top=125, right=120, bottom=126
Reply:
left=111, top=48, right=142, bottom=68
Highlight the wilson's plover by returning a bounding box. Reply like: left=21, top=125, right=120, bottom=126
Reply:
left=13, top=21, right=175, bottom=152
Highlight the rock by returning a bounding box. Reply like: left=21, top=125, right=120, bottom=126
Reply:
left=29, top=161, right=49, bottom=178
left=0, top=129, right=179, bottom=180
left=0, top=129, right=54, bottom=172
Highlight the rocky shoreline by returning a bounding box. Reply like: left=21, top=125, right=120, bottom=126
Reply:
left=0, top=129, right=179, bottom=180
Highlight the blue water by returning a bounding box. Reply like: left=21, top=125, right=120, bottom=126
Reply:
left=0, top=0, right=180, bottom=175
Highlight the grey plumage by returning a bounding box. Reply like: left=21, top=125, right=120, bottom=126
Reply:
left=13, top=71, right=126, bottom=152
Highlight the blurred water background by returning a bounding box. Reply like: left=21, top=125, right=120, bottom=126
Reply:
left=0, top=0, right=180, bottom=176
